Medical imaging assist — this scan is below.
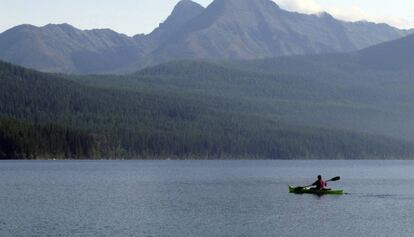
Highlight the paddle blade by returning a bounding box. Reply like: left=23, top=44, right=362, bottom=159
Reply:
left=329, top=176, right=341, bottom=182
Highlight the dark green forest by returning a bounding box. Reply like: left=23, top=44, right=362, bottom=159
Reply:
left=0, top=119, right=97, bottom=159
left=75, top=60, right=414, bottom=141
left=2, top=59, right=414, bottom=159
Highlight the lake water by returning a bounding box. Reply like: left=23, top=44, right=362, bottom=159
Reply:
left=1, top=160, right=414, bottom=237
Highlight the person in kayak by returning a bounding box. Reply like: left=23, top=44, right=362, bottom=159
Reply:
left=311, top=175, right=329, bottom=190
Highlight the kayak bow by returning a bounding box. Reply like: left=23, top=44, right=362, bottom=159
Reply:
left=289, top=185, right=344, bottom=195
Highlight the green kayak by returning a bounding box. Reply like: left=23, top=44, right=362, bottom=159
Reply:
left=289, top=186, right=344, bottom=195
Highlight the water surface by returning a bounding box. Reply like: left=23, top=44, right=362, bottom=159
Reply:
left=1, top=160, right=414, bottom=237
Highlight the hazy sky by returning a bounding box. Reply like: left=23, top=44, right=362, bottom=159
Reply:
left=1, top=0, right=413, bottom=36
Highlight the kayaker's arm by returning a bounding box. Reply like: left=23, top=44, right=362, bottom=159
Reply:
left=302, top=181, right=318, bottom=188
left=301, top=183, right=315, bottom=189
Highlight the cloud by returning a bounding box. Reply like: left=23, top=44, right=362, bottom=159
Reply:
left=275, top=0, right=323, bottom=14
left=273, top=0, right=413, bottom=29
left=372, top=15, right=414, bottom=30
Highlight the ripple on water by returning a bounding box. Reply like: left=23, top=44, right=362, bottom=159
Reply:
left=1, top=160, right=414, bottom=237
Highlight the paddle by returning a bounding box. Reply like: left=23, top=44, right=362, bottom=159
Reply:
left=329, top=176, right=341, bottom=182
left=294, top=176, right=341, bottom=191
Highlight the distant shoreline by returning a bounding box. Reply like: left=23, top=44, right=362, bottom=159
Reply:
left=2, top=157, right=414, bottom=161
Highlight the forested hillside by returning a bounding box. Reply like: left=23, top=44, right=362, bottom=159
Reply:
left=2, top=60, right=414, bottom=159
left=0, top=119, right=97, bottom=159
left=223, top=35, right=414, bottom=140
left=71, top=57, right=414, bottom=142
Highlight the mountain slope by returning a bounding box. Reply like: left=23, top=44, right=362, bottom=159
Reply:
left=142, top=0, right=205, bottom=48
left=0, top=23, right=147, bottom=74
left=132, top=32, right=414, bottom=141
left=2, top=60, right=414, bottom=159
left=341, top=21, right=413, bottom=49
left=146, top=0, right=410, bottom=65
left=0, top=0, right=412, bottom=74
left=356, top=33, right=414, bottom=71
left=230, top=31, right=414, bottom=75
left=69, top=53, right=414, bottom=143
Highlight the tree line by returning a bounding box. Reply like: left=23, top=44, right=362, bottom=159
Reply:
left=2, top=60, right=414, bottom=159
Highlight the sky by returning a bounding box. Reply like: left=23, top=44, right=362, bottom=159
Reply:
left=1, top=0, right=413, bottom=36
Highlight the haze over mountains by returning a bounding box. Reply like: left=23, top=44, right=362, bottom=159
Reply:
left=0, top=0, right=412, bottom=74
left=2, top=0, right=414, bottom=159
left=2, top=31, right=414, bottom=159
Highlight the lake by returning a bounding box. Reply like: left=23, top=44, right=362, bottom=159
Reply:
left=1, top=160, right=414, bottom=237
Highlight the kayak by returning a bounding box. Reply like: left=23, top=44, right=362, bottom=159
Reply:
left=289, top=186, right=344, bottom=195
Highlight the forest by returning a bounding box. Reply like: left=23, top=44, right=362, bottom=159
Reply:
left=0, top=119, right=97, bottom=159
left=2, top=60, right=414, bottom=159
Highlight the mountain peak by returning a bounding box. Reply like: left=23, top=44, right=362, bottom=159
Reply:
left=316, top=12, right=334, bottom=19
left=146, top=0, right=204, bottom=45
left=45, top=23, right=74, bottom=28
left=42, top=23, right=80, bottom=32
left=188, top=0, right=281, bottom=29
left=175, top=0, right=201, bottom=8
left=3, top=24, right=37, bottom=33
left=194, top=0, right=281, bottom=27
left=172, top=0, right=204, bottom=15
left=213, top=0, right=280, bottom=10
left=0, top=0, right=411, bottom=74
left=1, top=23, right=80, bottom=36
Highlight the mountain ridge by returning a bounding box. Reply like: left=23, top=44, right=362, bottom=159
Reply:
left=0, top=0, right=412, bottom=74
left=0, top=23, right=147, bottom=73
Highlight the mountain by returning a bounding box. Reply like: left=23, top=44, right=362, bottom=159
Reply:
left=217, top=33, right=414, bottom=140
left=131, top=32, right=414, bottom=142
left=340, top=20, right=413, bottom=50
left=0, top=0, right=412, bottom=74
left=231, top=31, right=414, bottom=74
left=73, top=32, right=414, bottom=143
left=356, top=33, right=414, bottom=71
left=140, top=0, right=205, bottom=49
left=3, top=59, right=414, bottom=159
left=136, top=61, right=414, bottom=142
left=145, top=0, right=411, bottom=65
left=0, top=23, right=147, bottom=74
